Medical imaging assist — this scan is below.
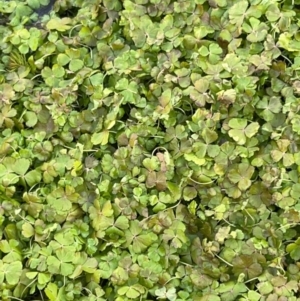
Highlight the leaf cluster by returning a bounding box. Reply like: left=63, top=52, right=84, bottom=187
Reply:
left=1, top=0, right=300, bottom=300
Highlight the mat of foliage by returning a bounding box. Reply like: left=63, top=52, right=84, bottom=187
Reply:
left=1, top=0, right=300, bottom=300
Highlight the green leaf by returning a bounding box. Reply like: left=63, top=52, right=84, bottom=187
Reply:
left=257, top=282, right=273, bottom=295
left=228, top=118, right=247, bottom=130
left=25, top=170, right=42, bottom=186
left=24, top=111, right=38, bottom=127
left=286, top=240, right=300, bottom=260
left=0, top=261, right=23, bottom=285
left=202, top=128, right=218, bottom=144
left=114, top=216, right=129, bottom=230
left=45, top=283, right=58, bottom=301
left=184, top=153, right=206, bottom=165
left=228, top=1, right=249, bottom=23
left=143, top=157, right=160, bottom=171
left=118, top=284, right=145, bottom=299
left=12, top=158, right=30, bottom=175
left=228, top=119, right=259, bottom=145
left=199, top=295, right=221, bottom=301
left=228, top=163, right=254, bottom=191
left=69, top=59, right=84, bottom=72
left=57, top=53, right=70, bottom=66
left=91, top=131, right=109, bottom=146
left=22, top=222, right=34, bottom=238
left=155, top=287, right=177, bottom=301
left=46, top=18, right=72, bottom=32
left=38, top=272, right=51, bottom=285
left=232, top=255, right=263, bottom=279
left=266, top=4, right=280, bottom=22
left=183, top=186, right=198, bottom=201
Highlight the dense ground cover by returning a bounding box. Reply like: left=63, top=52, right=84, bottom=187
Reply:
left=1, top=0, right=300, bottom=300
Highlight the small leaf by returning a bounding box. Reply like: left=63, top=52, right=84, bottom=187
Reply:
left=25, top=170, right=42, bottom=186
left=47, top=18, right=72, bottom=32
left=45, top=283, right=58, bottom=301
left=38, top=273, right=51, bottom=285
left=184, top=153, right=206, bottom=165
left=12, top=158, right=30, bottom=175
left=57, top=53, right=70, bottom=66
left=69, top=59, right=84, bottom=72
left=5, top=261, right=23, bottom=285
left=91, top=131, right=110, bottom=146
left=24, top=111, right=38, bottom=127
left=183, top=186, right=198, bottom=201
left=228, top=118, right=247, bottom=130
left=22, top=223, right=34, bottom=238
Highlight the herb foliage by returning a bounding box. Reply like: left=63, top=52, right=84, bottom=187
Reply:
left=1, top=0, right=300, bottom=300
